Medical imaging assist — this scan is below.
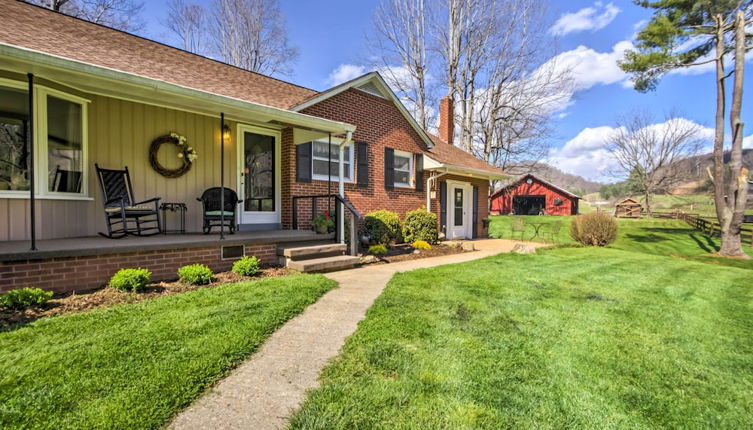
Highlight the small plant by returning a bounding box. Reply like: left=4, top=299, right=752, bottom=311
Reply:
left=232, top=256, right=261, bottom=276
left=403, top=208, right=438, bottom=244
left=363, top=210, right=402, bottom=244
left=570, top=212, right=619, bottom=246
left=311, top=211, right=335, bottom=233
left=109, top=268, right=151, bottom=292
left=368, top=244, right=388, bottom=256
left=178, top=264, right=214, bottom=285
left=412, top=240, right=432, bottom=250
left=0, top=287, right=53, bottom=310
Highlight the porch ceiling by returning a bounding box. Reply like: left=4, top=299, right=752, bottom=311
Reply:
left=0, top=43, right=355, bottom=138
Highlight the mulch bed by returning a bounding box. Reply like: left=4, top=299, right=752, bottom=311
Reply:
left=365, top=243, right=468, bottom=264
left=0, top=266, right=292, bottom=329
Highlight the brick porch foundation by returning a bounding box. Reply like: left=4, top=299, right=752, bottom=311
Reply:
left=0, top=243, right=277, bottom=294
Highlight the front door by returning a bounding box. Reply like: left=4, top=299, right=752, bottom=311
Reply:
left=449, top=182, right=471, bottom=239
left=238, top=125, right=281, bottom=228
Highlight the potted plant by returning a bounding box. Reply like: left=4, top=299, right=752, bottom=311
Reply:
left=311, top=211, right=334, bottom=234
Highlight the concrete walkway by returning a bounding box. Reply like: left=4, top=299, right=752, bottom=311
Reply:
left=170, top=239, right=544, bottom=430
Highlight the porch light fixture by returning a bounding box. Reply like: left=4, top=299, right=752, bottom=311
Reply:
left=222, top=124, right=231, bottom=142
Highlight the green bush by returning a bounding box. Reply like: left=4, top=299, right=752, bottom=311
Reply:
left=368, top=244, right=388, bottom=256
left=402, top=208, right=438, bottom=244
left=412, top=240, right=432, bottom=250
left=109, top=268, right=151, bottom=292
left=0, top=287, right=53, bottom=310
left=232, top=256, right=261, bottom=276
left=569, top=212, right=619, bottom=246
left=363, top=210, right=402, bottom=244
left=178, top=264, right=214, bottom=285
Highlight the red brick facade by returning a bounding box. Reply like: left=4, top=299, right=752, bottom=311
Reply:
left=0, top=243, right=277, bottom=294
left=282, top=88, right=489, bottom=237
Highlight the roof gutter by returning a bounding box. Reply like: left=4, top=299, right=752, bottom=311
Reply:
left=426, top=163, right=507, bottom=180
left=0, top=43, right=356, bottom=135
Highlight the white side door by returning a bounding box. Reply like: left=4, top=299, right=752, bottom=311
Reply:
left=448, top=182, right=471, bottom=239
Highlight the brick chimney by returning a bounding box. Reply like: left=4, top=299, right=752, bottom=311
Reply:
left=439, top=96, right=453, bottom=145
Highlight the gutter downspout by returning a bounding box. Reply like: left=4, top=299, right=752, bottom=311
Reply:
left=426, top=168, right=449, bottom=212
left=338, top=131, right=353, bottom=244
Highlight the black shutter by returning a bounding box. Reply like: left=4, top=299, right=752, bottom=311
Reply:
left=440, top=181, right=447, bottom=235
left=296, top=142, right=312, bottom=183
left=472, top=185, right=479, bottom=238
left=384, top=147, right=394, bottom=190
left=357, top=142, right=369, bottom=187
left=415, top=154, right=424, bottom=192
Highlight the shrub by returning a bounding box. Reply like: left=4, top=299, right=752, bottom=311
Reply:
left=368, top=244, right=388, bottom=256
left=402, top=208, right=438, bottom=244
left=0, top=287, right=53, bottom=310
left=412, top=240, right=432, bottom=250
left=363, top=210, right=402, bottom=244
left=569, top=212, right=619, bottom=246
left=109, top=268, right=151, bottom=292
left=178, top=264, right=214, bottom=285
left=232, top=256, right=261, bottom=276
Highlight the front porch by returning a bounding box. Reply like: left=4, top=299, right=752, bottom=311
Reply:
left=0, top=230, right=333, bottom=293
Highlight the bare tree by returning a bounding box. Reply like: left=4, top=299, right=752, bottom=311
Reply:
left=369, top=0, right=433, bottom=130
left=164, top=0, right=207, bottom=55
left=28, top=0, right=144, bottom=32
left=608, top=111, right=704, bottom=216
left=210, top=0, right=298, bottom=77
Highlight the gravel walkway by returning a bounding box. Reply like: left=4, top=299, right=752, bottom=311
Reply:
left=169, top=239, right=544, bottom=430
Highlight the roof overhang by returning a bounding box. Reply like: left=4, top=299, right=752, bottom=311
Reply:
left=292, top=72, right=434, bottom=149
left=0, top=43, right=355, bottom=143
left=424, top=155, right=507, bottom=180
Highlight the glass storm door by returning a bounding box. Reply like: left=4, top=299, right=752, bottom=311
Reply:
left=450, top=183, right=469, bottom=239
left=239, top=126, right=280, bottom=227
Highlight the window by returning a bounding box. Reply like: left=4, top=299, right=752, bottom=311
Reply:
left=312, top=140, right=352, bottom=181
left=0, top=85, right=30, bottom=192
left=393, top=150, right=413, bottom=187
left=46, top=95, right=84, bottom=193
left=0, top=80, right=88, bottom=198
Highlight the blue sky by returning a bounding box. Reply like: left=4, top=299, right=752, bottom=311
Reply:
left=140, top=1, right=752, bottom=182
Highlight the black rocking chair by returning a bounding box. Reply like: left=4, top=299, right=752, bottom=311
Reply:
left=197, top=187, right=240, bottom=234
left=96, top=164, right=162, bottom=238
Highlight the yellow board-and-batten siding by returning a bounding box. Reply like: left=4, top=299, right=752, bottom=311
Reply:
left=0, top=75, right=238, bottom=241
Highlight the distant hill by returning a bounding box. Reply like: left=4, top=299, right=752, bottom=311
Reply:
left=666, top=149, right=753, bottom=194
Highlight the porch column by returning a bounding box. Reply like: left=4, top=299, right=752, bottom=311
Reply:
left=27, top=73, right=36, bottom=251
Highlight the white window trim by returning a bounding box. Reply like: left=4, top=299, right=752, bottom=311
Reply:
left=0, top=78, right=90, bottom=200
left=311, top=139, right=354, bottom=183
left=393, top=149, right=413, bottom=188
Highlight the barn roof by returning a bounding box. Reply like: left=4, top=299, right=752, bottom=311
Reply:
left=615, top=198, right=642, bottom=206
left=490, top=174, right=581, bottom=200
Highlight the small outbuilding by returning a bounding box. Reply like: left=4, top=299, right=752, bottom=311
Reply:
left=490, top=174, right=580, bottom=216
left=614, top=198, right=642, bottom=218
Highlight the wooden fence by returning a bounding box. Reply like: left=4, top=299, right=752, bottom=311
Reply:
left=652, top=211, right=753, bottom=245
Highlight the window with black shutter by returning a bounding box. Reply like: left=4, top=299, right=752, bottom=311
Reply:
left=384, top=147, right=394, bottom=190
left=296, top=142, right=312, bottom=183
left=357, top=142, right=369, bottom=187
left=415, top=154, right=424, bottom=191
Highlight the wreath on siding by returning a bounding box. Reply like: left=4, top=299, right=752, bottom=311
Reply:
left=149, top=132, right=198, bottom=178
left=553, top=197, right=563, bottom=206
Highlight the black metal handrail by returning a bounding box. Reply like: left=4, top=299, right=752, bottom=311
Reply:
left=292, top=194, right=362, bottom=251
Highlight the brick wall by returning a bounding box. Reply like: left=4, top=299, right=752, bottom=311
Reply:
left=282, top=88, right=430, bottom=229
left=0, top=243, right=277, bottom=294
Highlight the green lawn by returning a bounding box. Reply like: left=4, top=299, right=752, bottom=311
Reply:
left=0, top=274, right=336, bottom=429
left=290, top=247, right=753, bottom=429
left=488, top=215, right=753, bottom=270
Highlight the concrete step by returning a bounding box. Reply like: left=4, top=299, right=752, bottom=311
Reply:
left=287, top=255, right=360, bottom=273
left=277, top=243, right=347, bottom=260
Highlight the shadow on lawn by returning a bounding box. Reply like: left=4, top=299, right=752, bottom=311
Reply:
left=689, top=233, right=720, bottom=254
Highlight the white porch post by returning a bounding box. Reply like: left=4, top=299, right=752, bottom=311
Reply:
left=338, top=143, right=345, bottom=244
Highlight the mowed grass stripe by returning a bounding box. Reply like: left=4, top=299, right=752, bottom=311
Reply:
left=290, top=248, right=753, bottom=429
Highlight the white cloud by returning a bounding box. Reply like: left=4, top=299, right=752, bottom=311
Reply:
left=549, top=2, right=621, bottom=36
left=324, top=64, right=366, bottom=87
left=744, top=134, right=753, bottom=149
left=547, top=119, right=714, bottom=182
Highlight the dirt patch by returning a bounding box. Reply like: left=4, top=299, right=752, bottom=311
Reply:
left=0, top=266, right=292, bottom=329
left=365, top=243, right=467, bottom=264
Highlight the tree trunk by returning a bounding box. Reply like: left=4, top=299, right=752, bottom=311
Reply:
left=720, top=10, right=750, bottom=258
left=644, top=189, right=652, bottom=217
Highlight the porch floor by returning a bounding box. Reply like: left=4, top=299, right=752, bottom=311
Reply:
left=0, top=230, right=332, bottom=262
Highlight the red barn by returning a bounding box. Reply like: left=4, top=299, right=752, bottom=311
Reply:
left=490, top=174, right=580, bottom=215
